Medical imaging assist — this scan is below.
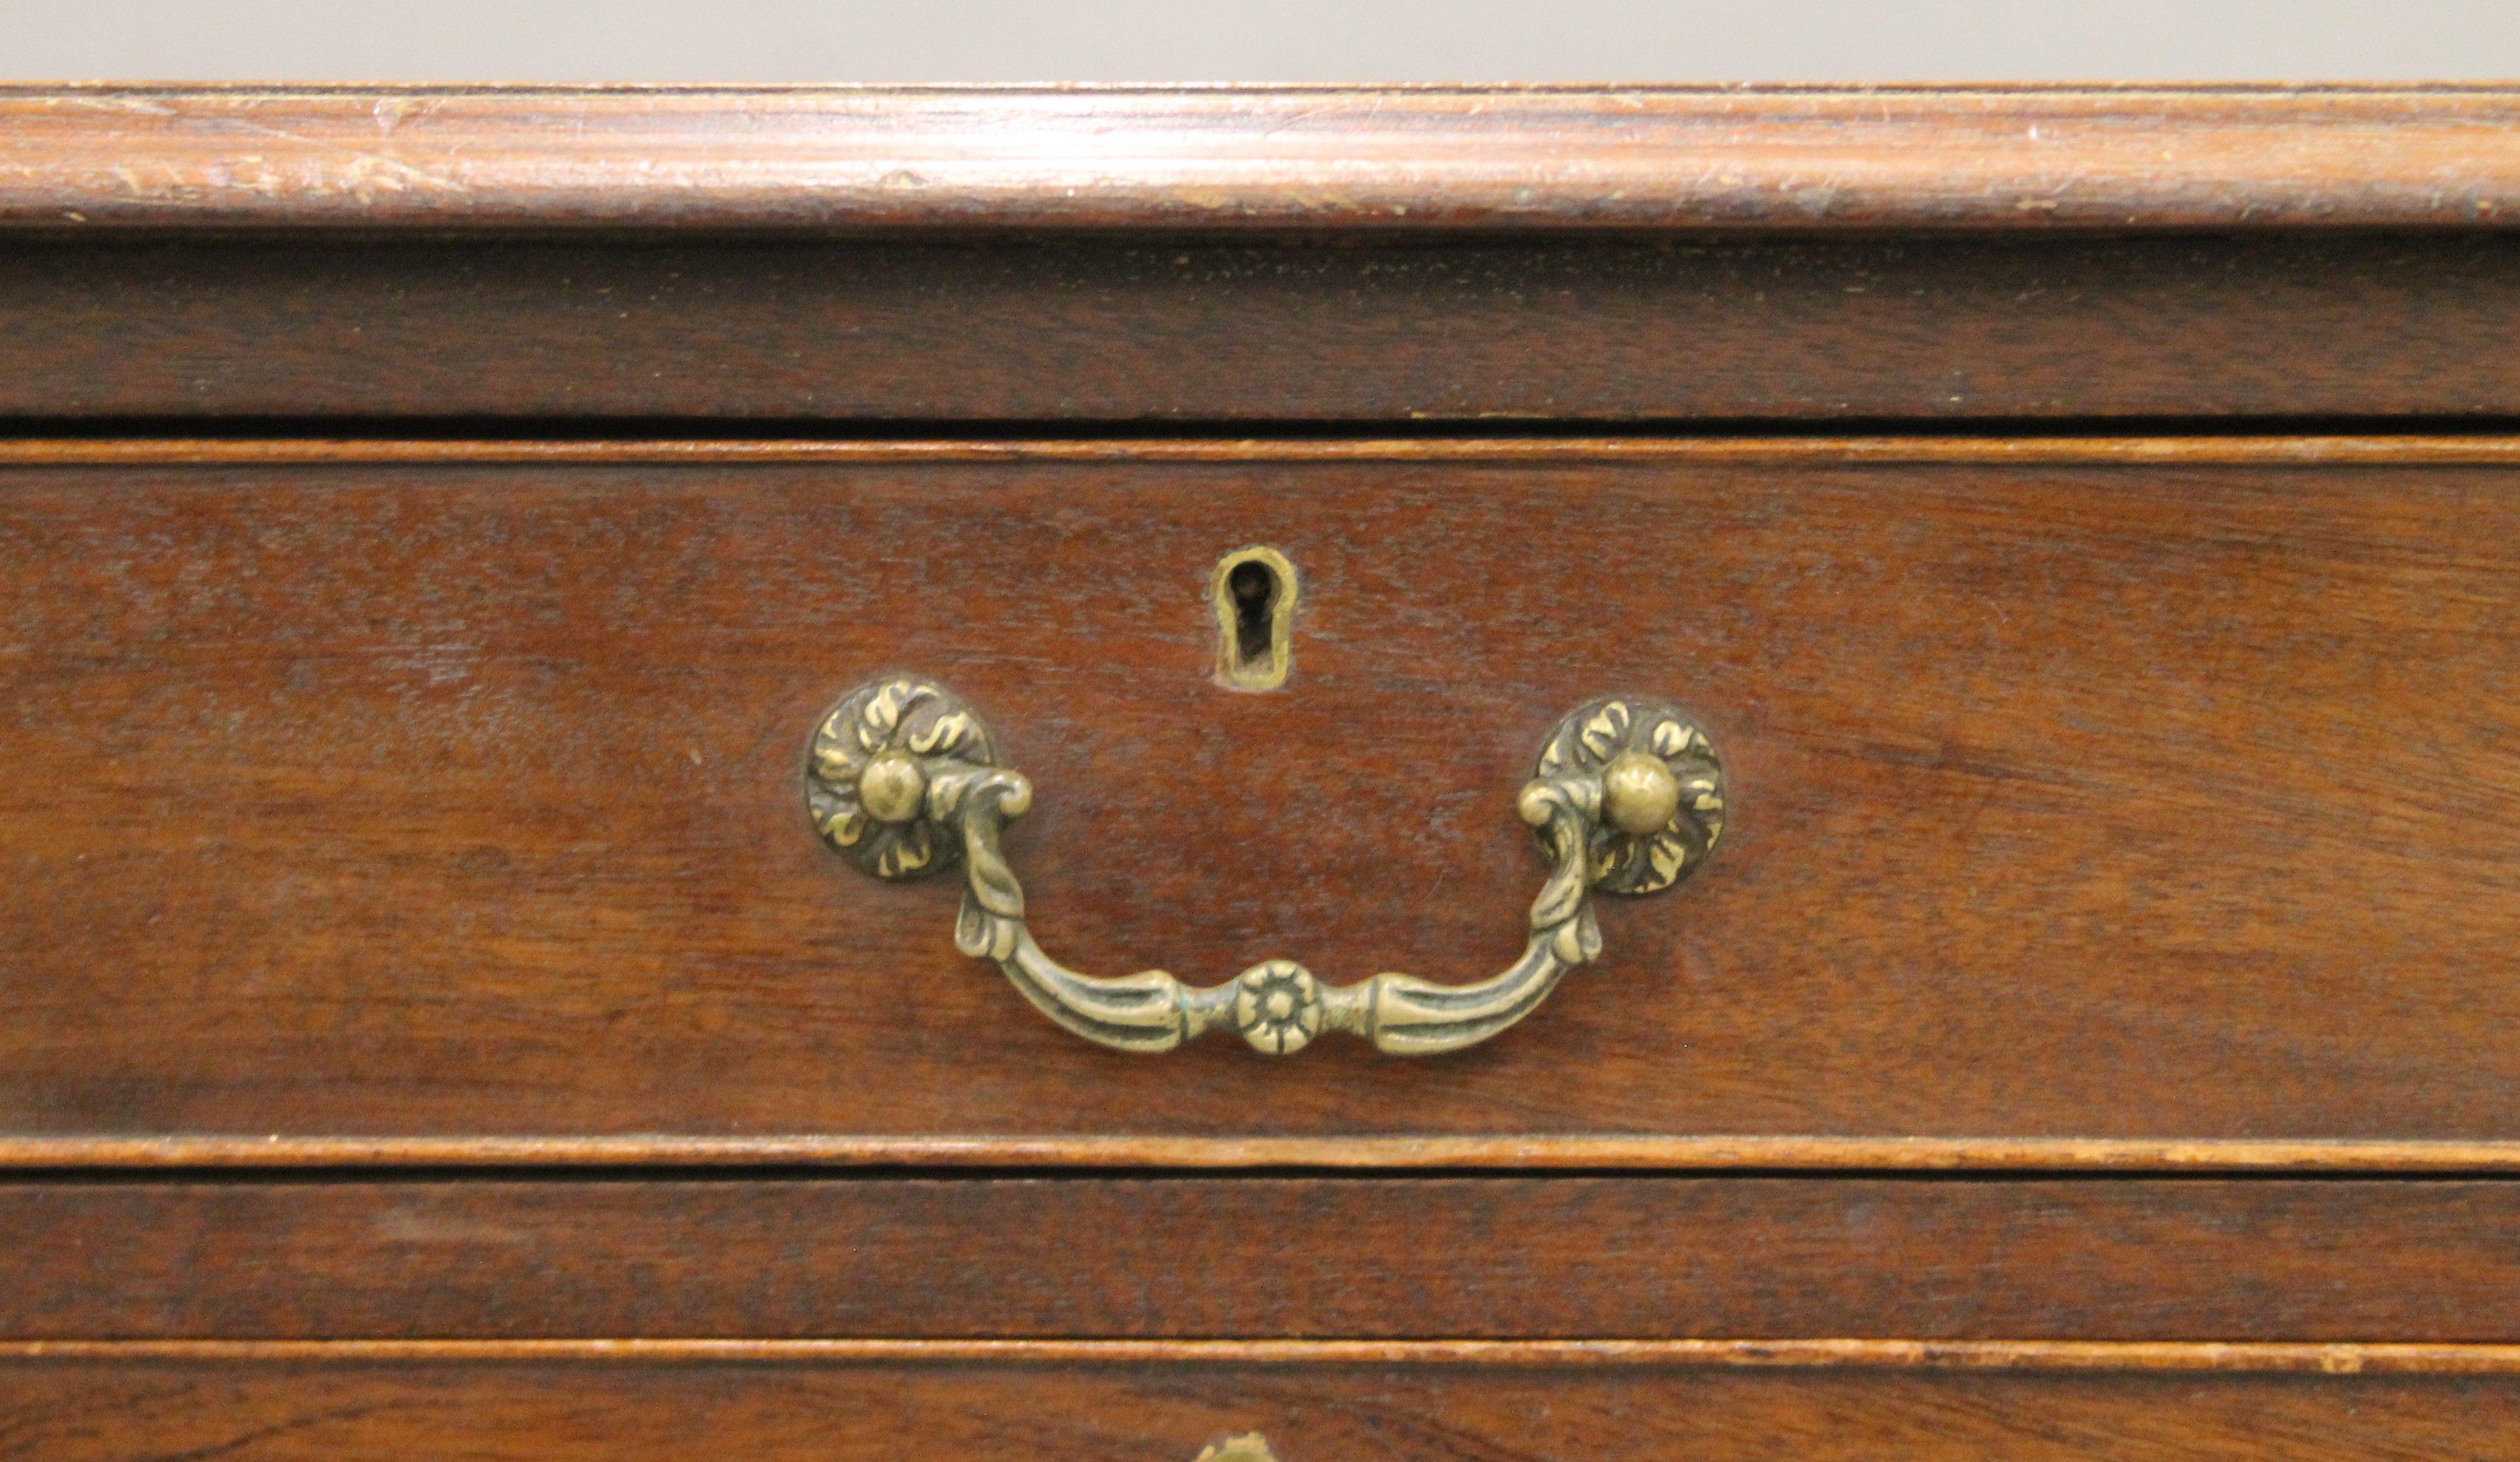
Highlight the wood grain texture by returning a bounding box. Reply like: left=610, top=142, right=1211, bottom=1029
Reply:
left=3, top=443, right=2519, bottom=1148
left=18, top=1134, right=2520, bottom=1170
left=8, top=1177, right=2520, bottom=1341
left=11, top=233, right=2520, bottom=421
left=10, top=98, right=2515, bottom=1450
left=16, top=1355, right=2520, bottom=1462
left=16, top=1339, right=2520, bottom=1370
left=8, top=1357, right=2520, bottom=1462
left=6, top=86, right=2520, bottom=230
left=11, top=436, right=2520, bottom=465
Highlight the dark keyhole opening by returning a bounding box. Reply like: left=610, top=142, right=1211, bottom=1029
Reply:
left=1228, top=557, right=1279, bottom=671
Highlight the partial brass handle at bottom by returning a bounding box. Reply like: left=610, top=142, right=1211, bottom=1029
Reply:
left=804, top=676, right=1724, bottom=1056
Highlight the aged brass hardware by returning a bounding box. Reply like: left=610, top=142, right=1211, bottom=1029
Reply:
left=1192, top=1437, right=1281, bottom=1462
left=1213, top=545, right=1297, bottom=690
left=805, top=676, right=1724, bottom=1056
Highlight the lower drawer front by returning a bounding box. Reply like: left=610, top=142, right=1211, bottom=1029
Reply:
left=5, top=1177, right=2517, bottom=1340
left=6, top=1351, right=2517, bottom=1461
left=4, top=439, right=2519, bottom=1153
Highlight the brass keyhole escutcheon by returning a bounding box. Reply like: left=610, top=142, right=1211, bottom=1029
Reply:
left=1213, top=545, right=1297, bottom=691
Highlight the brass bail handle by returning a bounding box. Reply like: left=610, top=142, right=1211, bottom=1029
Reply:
left=804, top=676, right=1725, bottom=1056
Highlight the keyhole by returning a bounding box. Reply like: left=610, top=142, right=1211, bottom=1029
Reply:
left=1229, top=560, right=1275, bottom=664
left=1213, top=546, right=1298, bottom=691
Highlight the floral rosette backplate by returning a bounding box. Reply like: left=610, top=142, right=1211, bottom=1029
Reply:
left=1533, top=695, right=1726, bottom=895
left=805, top=678, right=997, bottom=880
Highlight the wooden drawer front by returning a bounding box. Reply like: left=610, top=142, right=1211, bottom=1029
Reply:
left=3, top=439, right=2517, bottom=1156
left=6, top=1348, right=2520, bottom=1461
left=5, top=1177, right=2520, bottom=1341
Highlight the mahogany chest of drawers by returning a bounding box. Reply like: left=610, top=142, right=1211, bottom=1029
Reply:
left=6, top=85, right=2520, bottom=1459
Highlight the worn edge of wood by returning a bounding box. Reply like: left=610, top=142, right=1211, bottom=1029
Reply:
left=8, top=436, right=2520, bottom=467
left=5, top=86, right=2520, bottom=230
left=0, top=1340, right=2515, bottom=1374
left=11, top=1135, right=2520, bottom=1171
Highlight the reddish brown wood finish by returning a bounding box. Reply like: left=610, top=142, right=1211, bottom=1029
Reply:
left=4, top=87, right=2519, bottom=230
left=6, top=1354, right=2519, bottom=1461
left=2, top=442, right=2516, bottom=1150
left=13, top=1133, right=2520, bottom=1170
left=6, top=1178, right=2520, bottom=1341
left=8, top=233, right=2520, bottom=421
left=8, top=89, right=2517, bottom=1454
left=15, top=1339, right=2520, bottom=1368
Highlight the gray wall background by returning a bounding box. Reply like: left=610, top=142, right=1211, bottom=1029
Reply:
left=4, top=1, right=2519, bottom=82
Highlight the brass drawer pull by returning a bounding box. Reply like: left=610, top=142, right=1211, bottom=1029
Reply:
left=805, top=676, right=1724, bottom=1056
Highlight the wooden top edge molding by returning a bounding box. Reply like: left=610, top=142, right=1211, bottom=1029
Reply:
left=9, top=436, right=2520, bottom=466
left=6, top=1339, right=2520, bottom=1374
left=3, top=86, right=2519, bottom=230
left=8, top=1134, right=2520, bottom=1170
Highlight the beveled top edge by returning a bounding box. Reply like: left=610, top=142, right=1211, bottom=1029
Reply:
left=4, top=85, right=2519, bottom=231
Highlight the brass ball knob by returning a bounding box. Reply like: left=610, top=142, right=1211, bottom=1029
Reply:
left=857, top=750, right=930, bottom=825
left=1600, top=750, right=1681, bottom=836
